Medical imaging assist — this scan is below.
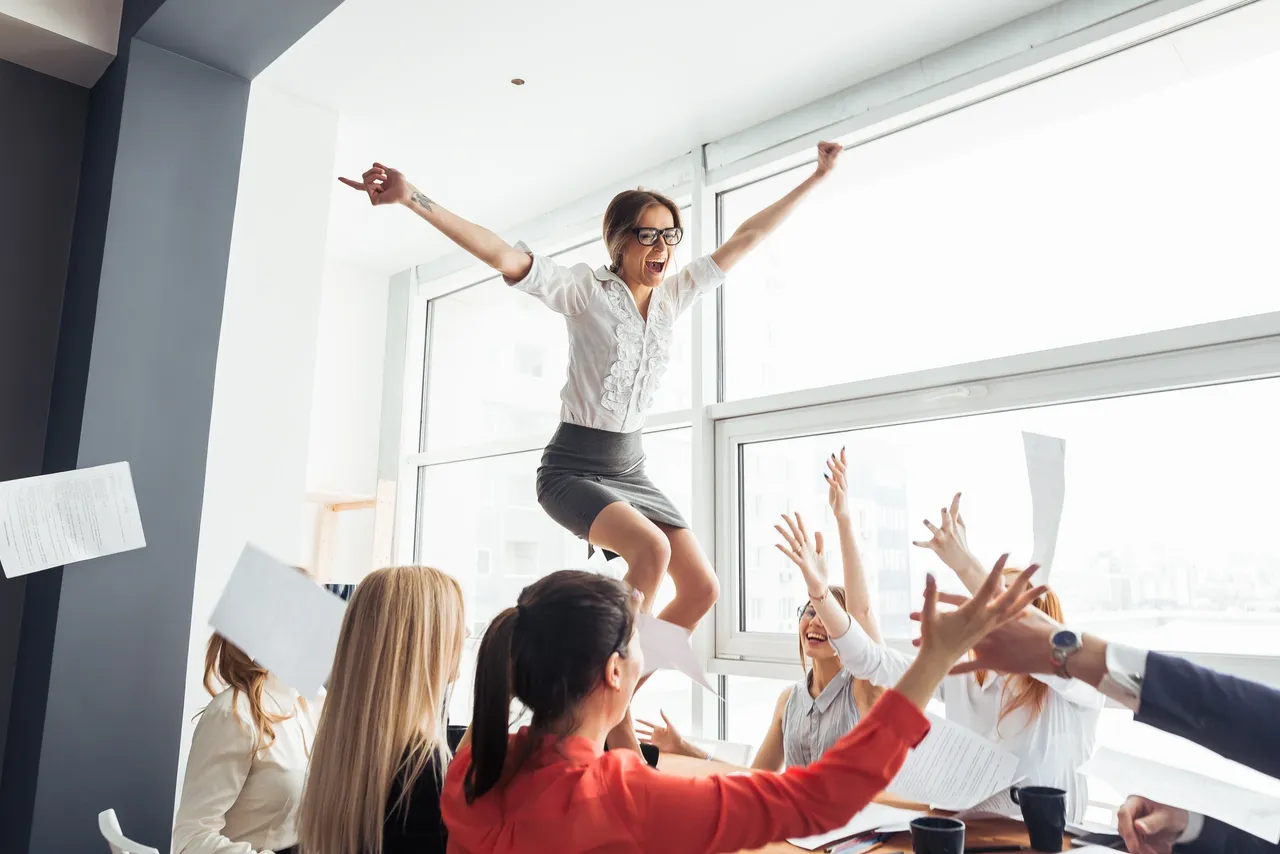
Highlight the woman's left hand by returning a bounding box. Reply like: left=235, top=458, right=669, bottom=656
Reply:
left=826, top=448, right=850, bottom=521
left=776, top=513, right=829, bottom=599
left=815, top=141, right=844, bottom=177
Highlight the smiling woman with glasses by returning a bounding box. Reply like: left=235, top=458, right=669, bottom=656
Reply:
left=339, top=140, right=843, bottom=755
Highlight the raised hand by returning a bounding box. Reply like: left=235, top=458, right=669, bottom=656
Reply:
left=338, top=162, right=412, bottom=207
left=912, top=493, right=983, bottom=575
left=815, top=141, right=843, bottom=177
left=636, top=711, right=689, bottom=755
left=1117, top=796, right=1190, bottom=854
left=825, top=448, right=850, bottom=521
left=775, top=513, right=829, bottom=599
left=915, top=556, right=1047, bottom=667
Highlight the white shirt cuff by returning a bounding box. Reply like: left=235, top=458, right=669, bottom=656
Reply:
left=1096, top=642, right=1148, bottom=712
left=1177, top=811, right=1206, bottom=844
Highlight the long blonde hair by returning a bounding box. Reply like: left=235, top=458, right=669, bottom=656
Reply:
left=973, top=572, right=1065, bottom=732
left=298, top=565, right=465, bottom=854
left=201, top=634, right=295, bottom=755
left=799, top=586, right=884, bottom=718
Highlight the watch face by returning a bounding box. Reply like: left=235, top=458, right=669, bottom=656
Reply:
left=1052, top=629, right=1080, bottom=648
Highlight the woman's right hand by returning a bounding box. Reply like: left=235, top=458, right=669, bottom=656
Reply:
left=825, top=448, right=851, bottom=521
left=912, top=493, right=982, bottom=574
left=637, top=711, right=697, bottom=757
left=775, top=513, right=829, bottom=599
left=915, top=555, right=1047, bottom=668
left=338, top=162, right=412, bottom=207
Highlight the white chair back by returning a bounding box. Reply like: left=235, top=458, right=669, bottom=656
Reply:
left=97, top=809, right=160, bottom=854
left=690, top=737, right=755, bottom=767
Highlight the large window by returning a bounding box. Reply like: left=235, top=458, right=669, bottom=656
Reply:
left=734, top=378, right=1280, bottom=653
left=720, top=40, right=1280, bottom=401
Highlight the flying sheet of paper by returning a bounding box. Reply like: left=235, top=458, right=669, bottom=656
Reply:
left=637, top=612, right=718, bottom=695
left=887, top=712, right=1019, bottom=810
left=787, top=802, right=926, bottom=850
left=209, top=544, right=347, bottom=698
left=0, top=461, right=146, bottom=578
left=1023, top=432, right=1067, bottom=580
left=1081, top=748, right=1280, bottom=843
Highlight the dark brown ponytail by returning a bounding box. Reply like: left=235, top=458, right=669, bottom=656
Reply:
left=463, top=570, right=636, bottom=803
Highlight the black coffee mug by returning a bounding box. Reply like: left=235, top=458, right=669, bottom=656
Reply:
left=910, top=817, right=965, bottom=854
left=1011, top=786, right=1067, bottom=852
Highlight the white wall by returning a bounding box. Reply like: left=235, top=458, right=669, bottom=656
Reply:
left=301, top=259, right=391, bottom=581
left=178, top=81, right=339, bottom=800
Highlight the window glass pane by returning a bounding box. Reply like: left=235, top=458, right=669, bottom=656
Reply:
left=421, top=429, right=694, bottom=723
left=423, top=227, right=692, bottom=453
left=739, top=378, right=1280, bottom=653
left=721, top=35, right=1280, bottom=400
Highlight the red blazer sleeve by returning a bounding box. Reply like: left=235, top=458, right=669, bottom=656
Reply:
left=607, top=689, right=930, bottom=853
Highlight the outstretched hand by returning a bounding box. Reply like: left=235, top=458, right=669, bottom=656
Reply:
left=825, top=448, right=850, bottom=520
left=913, top=493, right=982, bottom=575
left=914, top=556, right=1048, bottom=668
left=775, top=513, right=828, bottom=599
left=636, top=711, right=686, bottom=755
left=910, top=583, right=1060, bottom=675
left=338, top=162, right=412, bottom=207
left=815, top=141, right=843, bottom=177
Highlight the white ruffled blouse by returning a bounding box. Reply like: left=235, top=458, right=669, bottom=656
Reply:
left=508, top=242, right=725, bottom=434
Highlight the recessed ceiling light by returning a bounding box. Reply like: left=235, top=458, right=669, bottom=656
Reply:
left=511, top=78, right=525, bottom=86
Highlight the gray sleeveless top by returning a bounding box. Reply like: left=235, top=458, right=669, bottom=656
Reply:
left=782, top=668, right=860, bottom=768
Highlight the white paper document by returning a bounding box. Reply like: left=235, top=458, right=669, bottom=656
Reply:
left=209, top=544, right=347, bottom=698
left=887, top=713, right=1019, bottom=810
left=637, top=613, right=717, bottom=695
left=1081, top=748, right=1280, bottom=843
left=787, top=802, right=925, bottom=850
left=0, top=461, right=146, bottom=578
left=1023, top=432, right=1067, bottom=580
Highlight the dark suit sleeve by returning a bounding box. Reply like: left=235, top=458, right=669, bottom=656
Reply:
left=1179, top=817, right=1279, bottom=854
left=1137, top=652, right=1280, bottom=779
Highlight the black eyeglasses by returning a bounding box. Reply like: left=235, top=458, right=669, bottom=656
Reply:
left=632, top=227, right=684, bottom=246
left=797, top=603, right=817, bottom=619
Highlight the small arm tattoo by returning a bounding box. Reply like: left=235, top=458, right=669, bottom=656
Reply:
left=410, top=191, right=435, bottom=213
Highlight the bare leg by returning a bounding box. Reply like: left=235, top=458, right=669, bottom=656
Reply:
left=587, top=509, right=720, bottom=752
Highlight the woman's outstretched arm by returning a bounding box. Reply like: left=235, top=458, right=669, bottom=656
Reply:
left=339, top=163, right=531, bottom=282
left=711, top=142, right=842, bottom=274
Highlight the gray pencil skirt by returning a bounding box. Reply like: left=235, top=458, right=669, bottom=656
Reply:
left=537, top=422, right=688, bottom=561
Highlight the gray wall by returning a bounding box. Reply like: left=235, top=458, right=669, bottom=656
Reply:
left=0, top=55, right=88, bottom=786
left=0, top=2, right=344, bottom=852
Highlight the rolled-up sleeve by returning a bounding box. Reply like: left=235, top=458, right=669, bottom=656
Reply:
left=504, top=241, right=595, bottom=316
left=667, top=255, right=726, bottom=316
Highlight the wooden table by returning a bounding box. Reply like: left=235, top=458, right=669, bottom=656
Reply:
left=658, top=754, right=1031, bottom=854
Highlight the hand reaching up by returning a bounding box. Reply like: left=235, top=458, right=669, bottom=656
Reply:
left=825, top=448, right=850, bottom=521
left=775, top=513, right=828, bottom=599
left=914, top=556, right=1047, bottom=669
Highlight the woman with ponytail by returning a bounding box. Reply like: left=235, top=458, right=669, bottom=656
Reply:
left=173, top=634, right=320, bottom=854
left=441, top=564, right=1047, bottom=854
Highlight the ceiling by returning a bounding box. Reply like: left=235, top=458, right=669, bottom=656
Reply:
left=262, top=0, right=1063, bottom=276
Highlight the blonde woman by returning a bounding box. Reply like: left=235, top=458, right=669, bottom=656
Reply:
left=638, top=450, right=883, bottom=769
left=297, top=566, right=465, bottom=854
left=173, top=635, right=320, bottom=854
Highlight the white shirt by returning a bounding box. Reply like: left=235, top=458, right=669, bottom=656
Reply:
left=1098, top=642, right=1206, bottom=844
left=172, top=678, right=320, bottom=854
left=508, top=244, right=726, bottom=433
left=828, top=621, right=1105, bottom=822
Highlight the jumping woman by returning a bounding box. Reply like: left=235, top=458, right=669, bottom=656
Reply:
left=340, top=141, right=843, bottom=745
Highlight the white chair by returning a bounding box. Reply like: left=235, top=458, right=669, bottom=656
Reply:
left=98, top=809, right=160, bottom=854
left=689, top=737, right=755, bottom=767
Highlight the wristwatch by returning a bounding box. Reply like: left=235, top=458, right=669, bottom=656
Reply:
left=1050, top=629, right=1084, bottom=679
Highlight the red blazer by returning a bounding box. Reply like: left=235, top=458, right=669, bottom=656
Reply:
left=441, top=689, right=930, bottom=853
